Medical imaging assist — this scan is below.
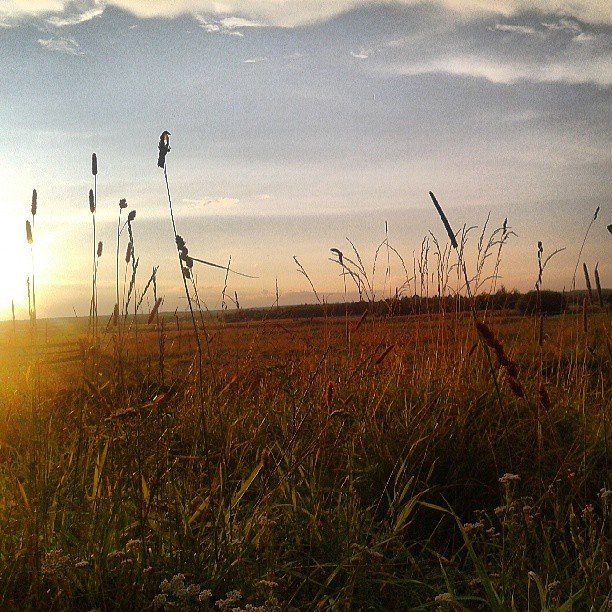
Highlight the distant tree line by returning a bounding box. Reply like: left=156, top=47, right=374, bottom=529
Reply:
left=218, top=288, right=610, bottom=323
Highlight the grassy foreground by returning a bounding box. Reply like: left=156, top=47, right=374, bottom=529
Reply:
left=0, top=310, right=609, bottom=610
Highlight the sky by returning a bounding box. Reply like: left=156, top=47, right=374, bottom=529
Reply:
left=0, top=0, right=610, bottom=319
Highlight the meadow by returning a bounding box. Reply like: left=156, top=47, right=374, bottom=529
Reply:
left=0, top=302, right=609, bottom=610
left=0, top=163, right=609, bottom=610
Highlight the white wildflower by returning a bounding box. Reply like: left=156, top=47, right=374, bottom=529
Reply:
left=186, top=583, right=201, bottom=596
left=434, top=592, right=454, bottom=603
left=198, top=589, right=213, bottom=602
left=152, top=594, right=168, bottom=609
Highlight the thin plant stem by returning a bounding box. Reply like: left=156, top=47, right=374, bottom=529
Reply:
left=163, top=162, right=209, bottom=452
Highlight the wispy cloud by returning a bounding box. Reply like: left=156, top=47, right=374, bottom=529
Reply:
left=193, top=14, right=263, bottom=36
left=37, top=36, right=84, bottom=55
left=573, top=32, right=596, bottom=43
left=542, top=18, right=583, bottom=34
left=184, top=197, right=240, bottom=208
left=493, top=24, right=541, bottom=36
left=220, top=16, right=264, bottom=28
left=350, top=48, right=371, bottom=59
left=2, top=1, right=612, bottom=27
left=243, top=56, right=266, bottom=64
left=380, top=52, right=612, bottom=87
left=46, top=2, right=104, bottom=27
left=490, top=18, right=603, bottom=46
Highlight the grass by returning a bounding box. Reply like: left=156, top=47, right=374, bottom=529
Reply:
left=0, top=307, right=609, bottom=610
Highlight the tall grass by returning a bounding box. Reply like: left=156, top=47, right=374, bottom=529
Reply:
left=91, top=155, right=99, bottom=339
left=159, top=132, right=209, bottom=452
left=1, top=308, right=608, bottom=609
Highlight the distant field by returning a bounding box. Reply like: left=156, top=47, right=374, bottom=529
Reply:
left=0, top=309, right=609, bottom=609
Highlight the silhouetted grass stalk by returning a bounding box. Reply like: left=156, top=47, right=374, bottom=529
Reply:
left=160, top=135, right=208, bottom=453
left=115, top=198, right=128, bottom=326
left=30, top=190, right=37, bottom=322
left=89, top=208, right=96, bottom=339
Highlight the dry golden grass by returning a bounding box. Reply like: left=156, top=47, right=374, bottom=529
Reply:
left=0, top=308, right=609, bottom=609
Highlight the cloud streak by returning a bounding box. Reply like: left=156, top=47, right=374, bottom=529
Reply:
left=184, top=197, right=240, bottom=208
left=37, top=36, right=84, bottom=55
left=46, top=1, right=104, bottom=27
left=193, top=13, right=263, bottom=36
left=370, top=15, right=611, bottom=87
left=380, top=53, right=611, bottom=87
left=2, top=0, right=612, bottom=27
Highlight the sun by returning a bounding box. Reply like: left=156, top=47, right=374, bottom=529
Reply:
left=0, top=210, right=33, bottom=320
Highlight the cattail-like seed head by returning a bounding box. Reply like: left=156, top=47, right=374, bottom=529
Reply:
left=583, top=263, right=593, bottom=304
left=506, top=375, right=524, bottom=399
left=127, top=210, right=136, bottom=222
left=148, top=297, right=163, bottom=324
left=185, top=256, right=193, bottom=269
left=92, top=153, right=97, bottom=176
left=97, top=241, right=103, bottom=257
left=26, top=220, right=33, bottom=244
left=119, top=198, right=127, bottom=209
left=182, top=266, right=191, bottom=279
left=175, top=235, right=186, bottom=250
left=594, top=264, right=603, bottom=308
left=429, top=191, right=458, bottom=249
left=125, top=241, right=132, bottom=263
left=89, top=189, right=95, bottom=213
left=324, top=381, right=333, bottom=406
left=538, top=383, right=551, bottom=410
left=330, top=248, right=343, bottom=265
left=31, top=189, right=37, bottom=217
left=261, top=447, right=272, bottom=469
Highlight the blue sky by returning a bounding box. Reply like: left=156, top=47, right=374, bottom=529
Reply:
left=0, top=0, right=610, bottom=318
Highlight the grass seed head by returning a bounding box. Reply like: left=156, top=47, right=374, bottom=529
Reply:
left=97, top=241, right=103, bottom=258
left=594, top=264, right=603, bottom=308
left=31, top=189, right=37, bottom=217
left=91, top=153, right=97, bottom=176
left=157, top=131, right=171, bottom=168
left=26, top=220, right=33, bottom=244
left=119, top=198, right=128, bottom=209
left=583, top=263, right=593, bottom=304
left=148, top=297, right=163, bottom=324
left=89, top=189, right=95, bottom=213
left=429, top=191, right=458, bottom=249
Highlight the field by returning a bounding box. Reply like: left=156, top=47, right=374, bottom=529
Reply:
left=0, top=305, right=609, bottom=610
